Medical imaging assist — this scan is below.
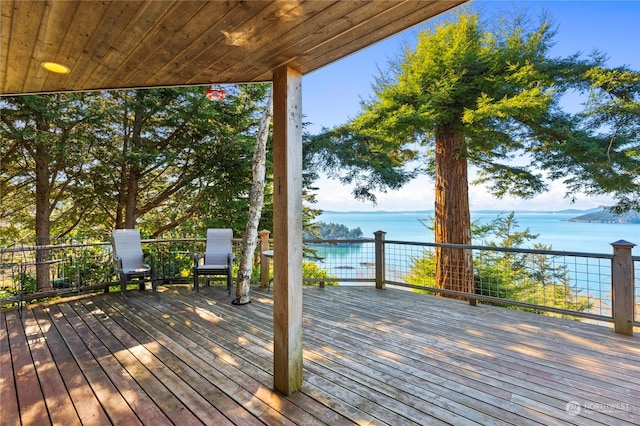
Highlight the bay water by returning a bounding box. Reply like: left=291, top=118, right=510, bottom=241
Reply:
left=317, top=210, right=639, bottom=254
left=314, top=211, right=639, bottom=316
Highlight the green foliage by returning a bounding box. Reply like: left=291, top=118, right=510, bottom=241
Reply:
left=145, top=238, right=197, bottom=282
left=0, top=271, right=43, bottom=308
left=404, top=212, right=592, bottom=315
left=16, top=271, right=37, bottom=294
left=302, top=261, right=336, bottom=286
left=0, top=92, right=106, bottom=241
left=403, top=253, right=436, bottom=291
left=304, top=126, right=417, bottom=203
left=87, top=86, right=270, bottom=236
left=302, top=132, right=328, bottom=235
left=473, top=214, right=593, bottom=317
left=48, top=243, right=114, bottom=287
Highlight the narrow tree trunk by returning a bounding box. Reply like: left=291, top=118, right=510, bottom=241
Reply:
left=115, top=122, right=129, bottom=229
left=115, top=166, right=126, bottom=228
left=233, top=91, right=273, bottom=305
left=124, top=166, right=139, bottom=229
left=123, top=97, right=144, bottom=229
left=34, top=143, right=51, bottom=292
left=433, top=125, right=474, bottom=300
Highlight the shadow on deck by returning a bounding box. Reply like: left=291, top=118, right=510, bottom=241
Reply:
left=1, top=285, right=639, bottom=425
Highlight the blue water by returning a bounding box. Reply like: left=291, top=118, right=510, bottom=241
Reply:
left=318, top=210, right=640, bottom=254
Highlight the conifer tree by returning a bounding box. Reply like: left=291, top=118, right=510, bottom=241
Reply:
left=307, top=9, right=639, bottom=298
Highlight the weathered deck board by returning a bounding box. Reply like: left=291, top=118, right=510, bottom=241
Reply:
left=21, top=308, right=81, bottom=425
left=299, top=287, right=640, bottom=425
left=28, top=305, right=111, bottom=425
left=6, top=309, right=49, bottom=425
left=124, top=292, right=348, bottom=426
left=0, top=311, right=20, bottom=426
left=57, top=301, right=185, bottom=425
left=91, top=295, right=306, bottom=425
left=43, top=302, right=141, bottom=424
left=2, top=285, right=639, bottom=425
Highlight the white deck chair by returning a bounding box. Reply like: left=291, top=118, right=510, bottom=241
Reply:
left=193, top=229, right=233, bottom=294
left=112, top=229, right=157, bottom=295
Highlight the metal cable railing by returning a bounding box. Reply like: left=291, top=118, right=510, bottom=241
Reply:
left=1, top=235, right=637, bottom=331
left=384, top=241, right=618, bottom=321
left=303, top=238, right=375, bottom=284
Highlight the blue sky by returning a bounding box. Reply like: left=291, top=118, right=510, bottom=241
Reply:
left=301, top=1, right=640, bottom=212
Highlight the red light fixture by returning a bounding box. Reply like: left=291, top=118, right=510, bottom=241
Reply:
left=205, top=86, right=226, bottom=101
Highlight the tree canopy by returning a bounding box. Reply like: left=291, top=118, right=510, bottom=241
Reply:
left=1, top=85, right=273, bottom=243
left=308, top=10, right=639, bottom=208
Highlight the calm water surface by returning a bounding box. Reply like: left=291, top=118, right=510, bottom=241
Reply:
left=318, top=210, right=640, bottom=254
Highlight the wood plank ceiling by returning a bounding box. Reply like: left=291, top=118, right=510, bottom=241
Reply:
left=1, top=0, right=467, bottom=95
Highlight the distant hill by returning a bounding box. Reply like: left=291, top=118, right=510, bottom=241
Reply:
left=569, top=209, right=640, bottom=224
left=555, top=208, right=602, bottom=214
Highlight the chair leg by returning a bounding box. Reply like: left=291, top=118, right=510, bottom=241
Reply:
left=227, top=271, right=232, bottom=295
left=121, top=274, right=128, bottom=296
left=151, top=272, right=157, bottom=293
left=193, top=271, right=199, bottom=293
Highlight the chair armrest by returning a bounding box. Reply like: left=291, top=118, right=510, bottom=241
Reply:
left=194, top=253, right=200, bottom=269
left=113, top=255, right=123, bottom=274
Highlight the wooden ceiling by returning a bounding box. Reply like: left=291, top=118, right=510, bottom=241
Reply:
left=1, top=0, right=467, bottom=95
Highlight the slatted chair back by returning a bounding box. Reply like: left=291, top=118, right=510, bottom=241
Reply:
left=204, top=228, right=233, bottom=266
left=112, top=229, right=145, bottom=271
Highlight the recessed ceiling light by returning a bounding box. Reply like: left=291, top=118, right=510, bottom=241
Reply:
left=41, top=62, right=70, bottom=74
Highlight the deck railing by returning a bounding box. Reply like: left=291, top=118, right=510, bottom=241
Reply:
left=298, top=231, right=638, bottom=333
left=1, top=232, right=637, bottom=334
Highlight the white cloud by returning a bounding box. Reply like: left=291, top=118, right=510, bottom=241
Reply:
left=313, top=173, right=614, bottom=212
left=312, top=174, right=434, bottom=212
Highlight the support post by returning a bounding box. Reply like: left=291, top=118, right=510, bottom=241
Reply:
left=259, top=230, right=271, bottom=289
left=272, top=65, right=303, bottom=395
left=374, top=231, right=386, bottom=289
left=611, top=240, right=635, bottom=336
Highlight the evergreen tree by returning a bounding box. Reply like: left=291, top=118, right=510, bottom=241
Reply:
left=1, top=93, right=103, bottom=290
left=89, top=86, right=264, bottom=235
left=307, top=9, right=639, bottom=299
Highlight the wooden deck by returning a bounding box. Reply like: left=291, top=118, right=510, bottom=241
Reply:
left=2, top=285, right=639, bottom=425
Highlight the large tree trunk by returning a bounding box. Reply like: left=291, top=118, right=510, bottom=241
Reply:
left=433, top=125, right=474, bottom=301
left=233, top=91, right=273, bottom=305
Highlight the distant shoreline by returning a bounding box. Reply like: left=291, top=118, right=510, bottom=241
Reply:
left=321, top=208, right=640, bottom=224
left=322, top=208, right=601, bottom=215
left=318, top=210, right=639, bottom=252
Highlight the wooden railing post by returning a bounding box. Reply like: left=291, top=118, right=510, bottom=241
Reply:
left=374, top=231, right=386, bottom=289
left=611, top=240, right=635, bottom=335
left=259, top=230, right=271, bottom=289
